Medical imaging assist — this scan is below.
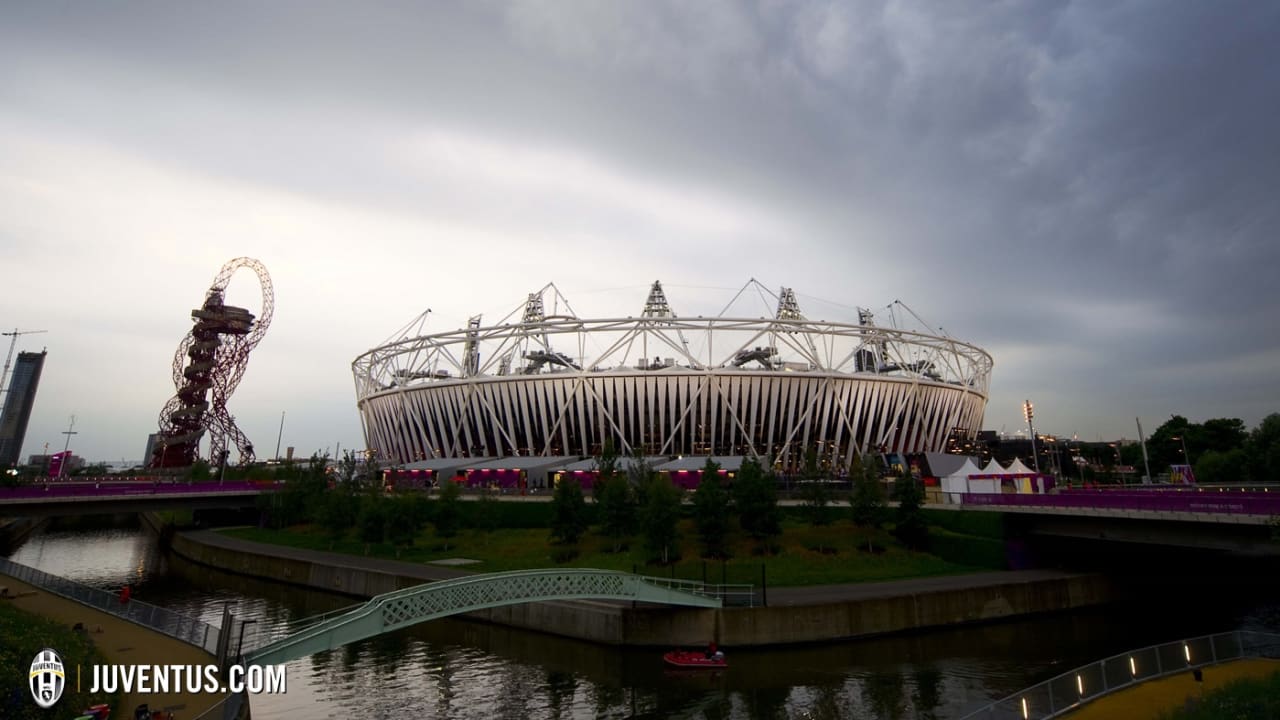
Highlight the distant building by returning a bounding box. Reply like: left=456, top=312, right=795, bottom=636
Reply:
left=143, top=433, right=161, bottom=467
left=0, top=350, right=47, bottom=466
left=46, top=451, right=83, bottom=477
left=30, top=452, right=84, bottom=476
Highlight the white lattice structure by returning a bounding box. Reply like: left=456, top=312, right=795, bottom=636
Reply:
left=246, top=569, right=725, bottom=665
left=352, top=281, right=992, bottom=470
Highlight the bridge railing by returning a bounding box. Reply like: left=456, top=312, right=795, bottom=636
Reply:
left=959, top=630, right=1280, bottom=719
left=239, top=571, right=757, bottom=654
left=190, top=688, right=248, bottom=720
left=639, top=575, right=758, bottom=607
left=959, top=491, right=1280, bottom=516
left=0, top=480, right=269, bottom=501
left=0, top=557, right=222, bottom=655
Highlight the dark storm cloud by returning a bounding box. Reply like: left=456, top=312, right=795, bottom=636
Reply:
left=3, top=1, right=1278, bottom=457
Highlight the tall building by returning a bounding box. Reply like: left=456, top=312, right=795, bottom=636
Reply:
left=0, top=350, right=47, bottom=466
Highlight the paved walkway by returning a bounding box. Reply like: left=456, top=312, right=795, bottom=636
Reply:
left=768, top=568, right=1084, bottom=605
left=186, top=528, right=473, bottom=581
left=188, top=527, right=1091, bottom=607
left=1060, top=658, right=1280, bottom=720
left=0, top=573, right=229, bottom=719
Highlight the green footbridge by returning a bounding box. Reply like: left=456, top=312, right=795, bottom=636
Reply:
left=244, top=568, right=725, bottom=666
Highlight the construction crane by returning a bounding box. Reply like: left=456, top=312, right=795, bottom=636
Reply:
left=0, top=329, right=48, bottom=416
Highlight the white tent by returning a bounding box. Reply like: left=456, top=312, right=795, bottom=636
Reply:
left=941, top=457, right=983, bottom=503
left=1003, top=458, right=1047, bottom=493
left=1006, top=458, right=1037, bottom=475
left=980, top=459, right=1006, bottom=474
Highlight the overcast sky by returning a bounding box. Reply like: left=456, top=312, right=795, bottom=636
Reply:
left=2, top=2, right=1277, bottom=464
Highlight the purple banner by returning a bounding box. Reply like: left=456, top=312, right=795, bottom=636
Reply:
left=0, top=480, right=269, bottom=502
left=960, top=489, right=1280, bottom=515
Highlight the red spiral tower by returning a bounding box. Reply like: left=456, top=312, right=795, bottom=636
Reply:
left=150, top=258, right=274, bottom=468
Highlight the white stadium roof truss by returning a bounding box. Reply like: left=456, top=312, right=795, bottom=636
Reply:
left=353, top=281, right=992, bottom=469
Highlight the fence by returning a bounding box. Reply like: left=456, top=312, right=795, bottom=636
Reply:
left=0, top=480, right=268, bottom=502
left=190, top=689, right=247, bottom=720
left=631, top=561, right=763, bottom=606
left=960, top=490, right=1280, bottom=516
left=0, top=557, right=250, bottom=719
left=0, top=557, right=222, bottom=655
left=959, top=630, right=1280, bottom=719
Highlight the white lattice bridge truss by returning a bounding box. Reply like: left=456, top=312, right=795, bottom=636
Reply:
left=245, top=568, right=724, bottom=665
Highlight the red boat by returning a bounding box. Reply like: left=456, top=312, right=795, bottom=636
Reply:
left=663, top=649, right=727, bottom=669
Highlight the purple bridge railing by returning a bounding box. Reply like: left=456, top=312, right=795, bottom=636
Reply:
left=0, top=479, right=271, bottom=502
left=960, top=487, right=1280, bottom=516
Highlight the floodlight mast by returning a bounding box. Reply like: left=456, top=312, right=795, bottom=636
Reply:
left=1023, top=400, right=1040, bottom=473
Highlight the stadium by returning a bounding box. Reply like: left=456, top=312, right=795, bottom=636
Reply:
left=352, top=281, right=992, bottom=472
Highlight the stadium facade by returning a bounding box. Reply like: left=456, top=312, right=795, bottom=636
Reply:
left=352, top=281, right=992, bottom=471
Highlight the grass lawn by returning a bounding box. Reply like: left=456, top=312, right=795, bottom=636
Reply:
left=0, top=602, right=118, bottom=719
left=222, top=516, right=985, bottom=587
left=1154, top=670, right=1280, bottom=720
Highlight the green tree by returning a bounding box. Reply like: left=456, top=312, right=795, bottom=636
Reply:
left=1200, top=418, right=1248, bottom=455
left=385, top=496, right=424, bottom=556
left=357, top=495, right=386, bottom=552
left=1194, top=448, right=1249, bottom=484
left=472, top=486, right=501, bottom=544
left=594, top=439, right=635, bottom=551
left=187, top=459, right=212, bottom=482
left=318, top=483, right=358, bottom=547
left=692, top=458, right=730, bottom=558
left=734, top=457, right=781, bottom=549
left=550, top=475, right=589, bottom=545
left=799, top=448, right=833, bottom=527
left=596, top=470, right=636, bottom=553
left=850, top=453, right=886, bottom=529
left=641, top=474, right=682, bottom=563
left=891, top=469, right=928, bottom=549
left=1247, top=413, right=1280, bottom=483
left=628, top=451, right=657, bottom=508
left=434, top=478, right=462, bottom=549
left=335, top=450, right=360, bottom=487
left=269, top=453, right=330, bottom=527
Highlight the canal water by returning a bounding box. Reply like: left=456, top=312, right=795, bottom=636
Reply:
left=7, top=518, right=1279, bottom=719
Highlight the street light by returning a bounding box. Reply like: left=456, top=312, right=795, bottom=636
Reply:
left=59, top=415, right=78, bottom=478
left=1172, top=435, right=1190, bottom=465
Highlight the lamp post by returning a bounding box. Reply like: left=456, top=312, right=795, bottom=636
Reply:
left=1172, top=435, right=1190, bottom=465
left=275, top=411, right=286, bottom=462
left=59, top=415, right=78, bottom=478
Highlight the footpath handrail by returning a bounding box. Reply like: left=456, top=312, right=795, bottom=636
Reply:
left=190, top=688, right=247, bottom=720
left=0, top=557, right=222, bottom=655
left=959, top=490, right=1280, bottom=516
left=959, top=630, right=1280, bottom=719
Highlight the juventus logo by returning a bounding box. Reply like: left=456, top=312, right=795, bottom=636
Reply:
left=29, top=648, right=65, bottom=709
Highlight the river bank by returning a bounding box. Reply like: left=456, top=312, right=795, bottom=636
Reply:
left=0, top=572, right=230, bottom=718
left=145, top=513, right=1113, bottom=647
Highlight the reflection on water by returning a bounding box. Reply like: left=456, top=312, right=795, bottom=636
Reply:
left=7, top=519, right=1279, bottom=719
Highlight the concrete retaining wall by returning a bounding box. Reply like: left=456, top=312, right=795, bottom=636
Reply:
left=0, top=515, right=49, bottom=549
left=147, top=514, right=1112, bottom=647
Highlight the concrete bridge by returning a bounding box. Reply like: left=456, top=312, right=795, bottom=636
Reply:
left=949, top=488, right=1280, bottom=556
left=244, top=568, right=725, bottom=666
left=0, top=479, right=268, bottom=516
